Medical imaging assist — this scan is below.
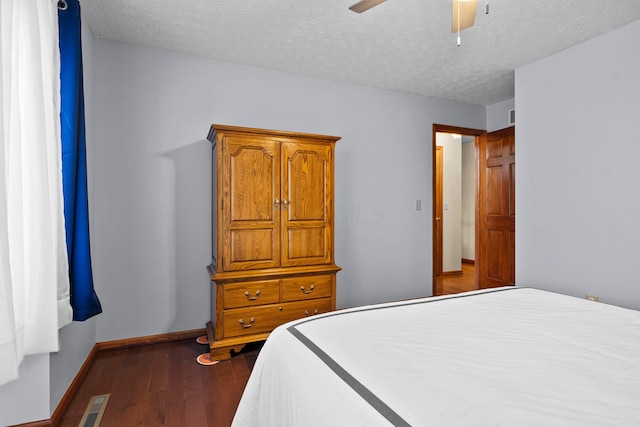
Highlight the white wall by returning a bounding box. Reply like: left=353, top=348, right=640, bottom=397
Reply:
left=436, top=133, right=463, bottom=272
left=91, top=40, right=486, bottom=341
left=461, top=140, right=475, bottom=260
left=516, top=19, right=640, bottom=309
left=435, top=134, right=475, bottom=269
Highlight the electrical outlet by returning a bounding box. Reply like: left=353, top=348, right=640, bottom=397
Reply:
left=585, top=294, right=599, bottom=302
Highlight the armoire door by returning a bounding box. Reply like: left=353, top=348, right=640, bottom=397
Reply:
left=221, top=137, right=281, bottom=271
left=280, top=141, right=334, bottom=267
left=478, top=127, right=515, bottom=288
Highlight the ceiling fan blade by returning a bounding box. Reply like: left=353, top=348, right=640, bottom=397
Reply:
left=349, top=0, right=387, bottom=13
left=451, top=0, right=477, bottom=32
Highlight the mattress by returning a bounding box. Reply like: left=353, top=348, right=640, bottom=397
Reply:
left=232, top=287, right=640, bottom=426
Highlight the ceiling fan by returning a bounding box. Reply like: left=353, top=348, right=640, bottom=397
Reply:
left=348, top=0, right=387, bottom=14
left=349, top=0, right=483, bottom=34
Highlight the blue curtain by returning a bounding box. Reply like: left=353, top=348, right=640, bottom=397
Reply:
left=59, top=0, right=102, bottom=321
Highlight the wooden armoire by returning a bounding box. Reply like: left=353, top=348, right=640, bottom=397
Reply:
left=206, top=125, right=341, bottom=360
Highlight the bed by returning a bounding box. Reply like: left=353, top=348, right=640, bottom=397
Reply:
left=232, top=286, right=640, bottom=426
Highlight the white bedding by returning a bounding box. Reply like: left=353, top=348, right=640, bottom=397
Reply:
left=232, top=287, right=640, bottom=426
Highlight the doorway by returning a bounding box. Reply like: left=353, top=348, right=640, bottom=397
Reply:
left=432, top=125, right=516, bottom=296
left=432, top=124, right=484, bottom=296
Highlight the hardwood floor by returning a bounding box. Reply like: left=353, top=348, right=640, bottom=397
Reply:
left=435, top=263, right=476, bottom=296
left=58, top=339, right=262, bottom=427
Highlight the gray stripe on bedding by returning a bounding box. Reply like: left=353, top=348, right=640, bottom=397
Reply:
left=287, top=326, right=411, bottom=427
left=286, top=287, right=524, bottom=426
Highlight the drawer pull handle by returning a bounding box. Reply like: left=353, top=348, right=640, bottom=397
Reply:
left=300, top=284, right=315, bottom=295
left=244, top=290, right=261, bottom=300
left=304, top=309, right=319, bottom=317
left=239, top=317, right=255, bottom=328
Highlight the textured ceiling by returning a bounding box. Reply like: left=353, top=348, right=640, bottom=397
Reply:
left=80, top=0, right=640, bottom=105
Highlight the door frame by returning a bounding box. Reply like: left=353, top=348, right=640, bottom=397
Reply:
left=432, top=124, right=486, bottom=296
left=434, top=146, right=443, bottom=277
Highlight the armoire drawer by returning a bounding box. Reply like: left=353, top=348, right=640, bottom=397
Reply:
left=223, top=279, right=280, bottom=309
left=282, top=274, right=332, bottom=302
left=223, top=298, right=332, bottom=338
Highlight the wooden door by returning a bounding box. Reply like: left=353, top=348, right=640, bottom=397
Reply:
left=281, top=141, right=333, bottom=267
left=434, top=146, right=443, bottom=277
left=221, top=136, right=281, bottom=271
left=478, top=127, right=515, bottom=288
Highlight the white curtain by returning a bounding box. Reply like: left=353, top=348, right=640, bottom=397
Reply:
left=0, top=0, right=73, bottom=386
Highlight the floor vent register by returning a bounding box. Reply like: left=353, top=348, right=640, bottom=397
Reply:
left=78, top=393, right=110, bottom=427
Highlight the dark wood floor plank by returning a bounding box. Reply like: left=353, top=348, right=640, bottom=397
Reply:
left=183, top=362, right=210, bottom=426
left=164, top=399, right=186, bottom=426
left=141, top=390, right=167, bottom=426
left=148, top=343, right=171, bottom=393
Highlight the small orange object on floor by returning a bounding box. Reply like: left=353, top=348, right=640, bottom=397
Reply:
left=196, top=352, right=220, bottom=366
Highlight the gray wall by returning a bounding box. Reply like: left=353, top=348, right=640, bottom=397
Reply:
left=516, top=19, right=640, bottom=309
left=90, top=40, right=486, bottom=342
left=486, top=98, right=515, bottom=132
left=0, top=354, right=50, bottom=425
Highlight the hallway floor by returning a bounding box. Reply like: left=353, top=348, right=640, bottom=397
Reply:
left=435, top=263, right=476, bottom=296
